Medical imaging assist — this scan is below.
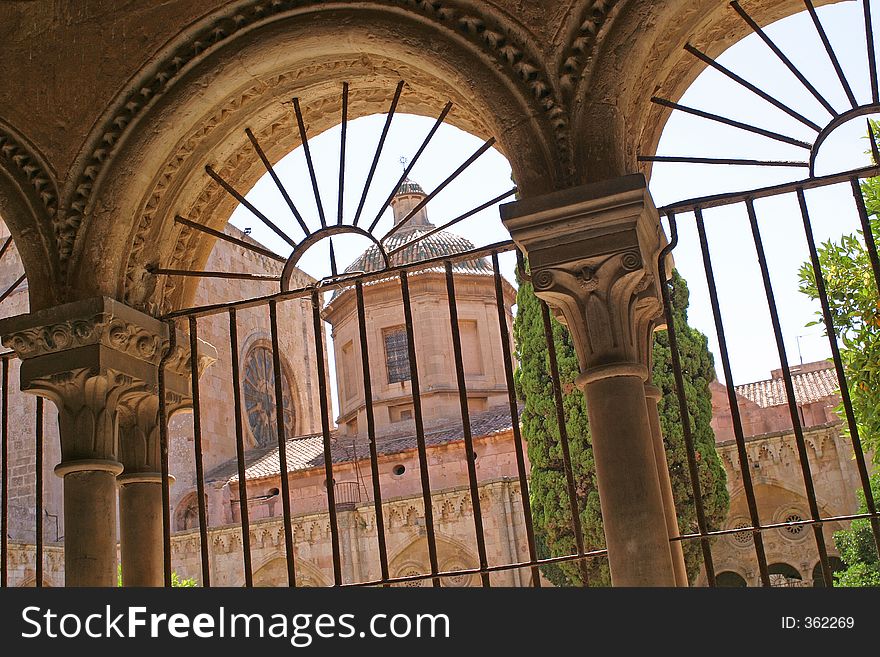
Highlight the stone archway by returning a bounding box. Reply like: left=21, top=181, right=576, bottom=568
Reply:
left=251, top=554, right=328, bottom=587
left=0, top=121, right=61, bottom=310
left=388, top=534, right=479, bottom=587
left=58, top=3, right=563, bottom=315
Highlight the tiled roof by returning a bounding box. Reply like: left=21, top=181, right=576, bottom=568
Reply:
left=343, top=225, right=493, bottom=277
left=208, top=405, right=518, bottom=484
left=397, top=180, right=425, bottom=195
left=734, top=364, right=839, bottom=408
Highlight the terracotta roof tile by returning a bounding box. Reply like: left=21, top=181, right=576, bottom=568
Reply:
left=734, top=363, right=839, bottom=408
left=209, top=405, right=518, bottom=484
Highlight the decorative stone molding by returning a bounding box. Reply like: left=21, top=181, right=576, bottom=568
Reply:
left=500, top=173, right=670, bottom=377
left=67, top=0, right=561, bottom=293
left=558, top=0, right=618, bottom=99
left=0, top=120, right=58, bottom=219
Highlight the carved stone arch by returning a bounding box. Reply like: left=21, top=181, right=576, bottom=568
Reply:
left=173, top=490, right=202, bottom=532
left=0, top=120, right=62, bottom=310
left=388, top=532, right=479, bottom=586
left=17, top=576, right=54, bottom=588
left=250, top=552, right=329, bottom=587
left=569, top=0, right=840, bottom=183
left=63, top=2, right=564, bottom=314
left=728, top=479, right=840, bottom=527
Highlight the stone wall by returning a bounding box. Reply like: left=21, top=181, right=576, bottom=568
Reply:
left=698, top=424, right=874, bottom=586
left=0, top=218, right=63, bottom=545
left=171, top=478, right=532, bottom=587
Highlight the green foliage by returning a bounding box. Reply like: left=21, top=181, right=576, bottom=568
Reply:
left=117, top=564, right=198, bottom=587
left=832, top=474, right=880, bottom=587
left=798, top=150, right=880, bottom=586
left=798, top=176, right=880, bottom=462
left=652, top=271, right=730, bottom=578
left=514, top=266, right=728, bottom=586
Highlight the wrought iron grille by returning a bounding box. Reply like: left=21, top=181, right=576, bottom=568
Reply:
left=1, top=1, right=879, bottom=589
left=640, top=0, right=880, bottom=587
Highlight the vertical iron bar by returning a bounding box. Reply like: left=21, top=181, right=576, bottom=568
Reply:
left=745, top=198, right=834, bottom=586
left=850, top=177, right=880, bottom=297
left=188, top=316, right=211, bottom=587
left=292, top=97, right=327, bottom=229
left=355, top=282, right=390, bottom=583
left=310, top=290, right=342, bottom=585
left=695, top=208, right=771, bottom=586
left=797, top=188, right=880, bottom=556
left=353, top=81, right=405, bottom=227
left=804, top=0, right=858, bottom=108
left=158, top=320, right=176, bottom=587
left=399, top=271, right=441, bottom=586
left=539, top=300, right=590, bottom=586
left=0, top=358, right=6, bottom=587
left=864, top=0, right=879, bottom=104
left=491, top=252, right=541, bottom=587
left=338, top=82, right=348, bottom=226
left=329, top=238, right=338, bottom=279
left=444, top=261, right=491, bottom=586
left=658, top=214, right=716, bottom=586
left=34, top=396, right=42, bottom=588
left=229, top=308, right=254, bottom=587
left=869, top=121, right=880, bottom=167
left=269, top=300, right=297, bottom=587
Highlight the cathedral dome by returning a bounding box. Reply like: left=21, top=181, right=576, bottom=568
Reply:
left=342, top=226, right=492, bottom=276
left=397, top=179, right=425, bottom=195
left=339, top=176, right=492, bottom=279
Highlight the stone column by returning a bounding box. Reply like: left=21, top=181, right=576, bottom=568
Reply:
left=645, top=383, right=689, bottom=586
left=116, top=337, right=211, bottom=587
left=501, top=174, right=677, bottom=586
left=0, top=297, right=204, bottom=586
left=117, top=389, right=193, bottom=586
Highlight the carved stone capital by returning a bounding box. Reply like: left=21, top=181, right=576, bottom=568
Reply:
left=32, top=367, right=140, bottom=465
left=0, top=296, right=216, bottom=464
left=0, top=297, right=215, bottom=394
left=118, top=384, right=191, bottom=476
left=501, top=174, right=672, bottom=377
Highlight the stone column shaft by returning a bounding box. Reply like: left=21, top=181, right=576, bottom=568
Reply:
left=502, top=174, right=678, bottom=586
left=118, top=475, right=164, bottom=586
left=645, top=383, right=689, bottom=586
left=58, top=464, right=121, bottom=586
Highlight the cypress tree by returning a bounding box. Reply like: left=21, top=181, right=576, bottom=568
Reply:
left=514, top=267, right=728, bottom=586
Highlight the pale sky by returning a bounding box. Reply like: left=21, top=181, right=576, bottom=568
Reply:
left=229, top=0, right=876, bottom=403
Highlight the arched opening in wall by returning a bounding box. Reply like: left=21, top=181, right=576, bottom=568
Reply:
left=174, top=492, right=202, bottom=532
left=811, top=556, right=844, bottom=586
left=768, top=562, right=804, bottom=587
left=251, top=556, right=328, bottom=588
left=635, top=0, right=880, bottom=588
left=155, top=81, right=567, bottom=589
left=0, top=213, right=63, bottom=587
left=716, top=571, right=748, bottom=587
